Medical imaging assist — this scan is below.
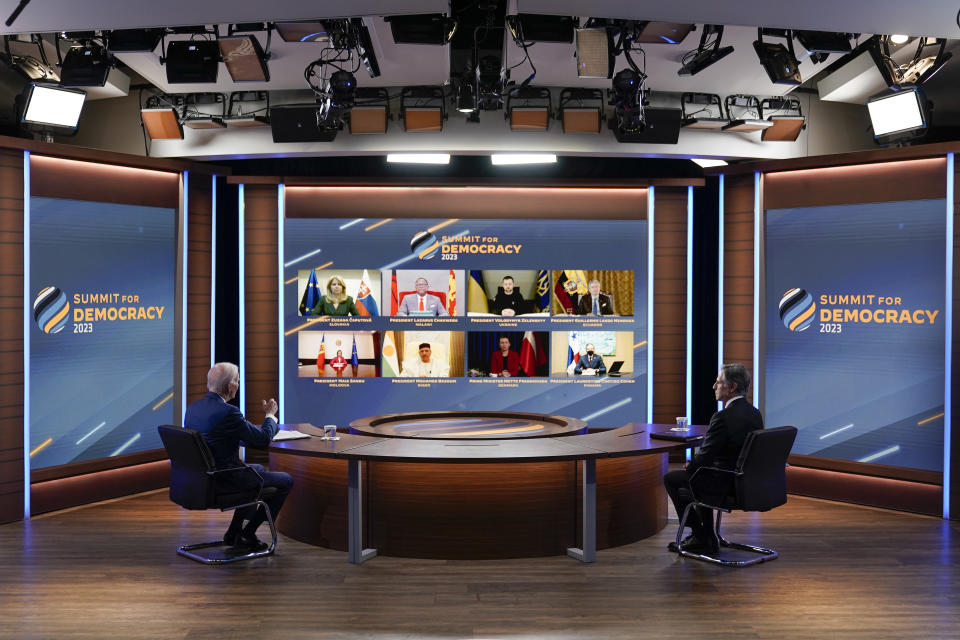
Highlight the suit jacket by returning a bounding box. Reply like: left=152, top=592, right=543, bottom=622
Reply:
left=688, top=397, right=764, bottom=474
left=576, top=293, right=614, bottom=316
left=183, top=392, right=278, bottom=469
left=311, top=295, right=359, bottom=317
left=397, top=293, right=448, bottom=316
left=574, top=353, right=606, bottom=375
left=490, top=350, right=521, bottom=376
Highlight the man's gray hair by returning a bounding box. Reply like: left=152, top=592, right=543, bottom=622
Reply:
left=588, top=279, right=600, bottom=287
left=207, top=362, right=238, bottom=394
left=721, top=363, right=751, bottom=395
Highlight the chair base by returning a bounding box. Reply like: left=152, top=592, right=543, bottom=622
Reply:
left=175, top=499, right=278, bottom=565
left=674, top=504, right=779, bottom=567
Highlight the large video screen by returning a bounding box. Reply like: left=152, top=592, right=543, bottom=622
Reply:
left=29, top=198, right=176, bottom=469
left=283, top=217, right=647, bottom=429
left=764, top=199, right=945, bottom=471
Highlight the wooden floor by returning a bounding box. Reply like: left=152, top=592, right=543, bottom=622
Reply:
left=1, top=490, right=958, bottom=640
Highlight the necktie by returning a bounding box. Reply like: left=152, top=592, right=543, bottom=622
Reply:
left=419, top=297, right=425, bottom=311
left=592, top=297, right=599, bottom=315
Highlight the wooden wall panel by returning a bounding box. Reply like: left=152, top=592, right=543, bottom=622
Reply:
left=186, top=175, right=213, bottom=400
left=0, top=148, right=23, bottom=524
left=722, top=174, right=756, bottom=373
left=243, top=185, right=280, bottom=444
left=652, top=186, right=687, bottom=423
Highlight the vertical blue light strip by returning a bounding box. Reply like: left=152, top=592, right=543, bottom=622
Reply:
left=277, top=185, right=285, bottom=424
left=945, top=153, right=953, bottom=520
left=22, top=151, right=30, bottom=520
left=238, top=184, right=245, bottom=426
left=181, top=171, right=188, bottom=424
left=717, top=173, right=725, bottom=412
left=647, top=186, right=655, bottom=422
left=753, top=171, right=761, bottom=407
left=210, top=175, right=217, bottom=367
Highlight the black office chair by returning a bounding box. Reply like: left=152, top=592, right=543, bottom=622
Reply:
left=676, top=425, right=798, bottom=567
left=157, top=425, right=278, bottom=564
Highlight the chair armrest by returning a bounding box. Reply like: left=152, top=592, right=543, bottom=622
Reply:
left=688, top=466, right=741, bottom=505
left=207, top=465, right=264, bottom=493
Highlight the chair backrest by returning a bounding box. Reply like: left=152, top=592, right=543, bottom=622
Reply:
left=733, top=425, right=798, bottom=512
left=157, top=425, right=216, bottom=510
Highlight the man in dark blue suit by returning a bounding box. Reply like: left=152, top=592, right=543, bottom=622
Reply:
left=574, top=343, right=607, bottom=376
left=184, top=362, right=293, bottom=551
left=664, top=363, right=764, bottom=554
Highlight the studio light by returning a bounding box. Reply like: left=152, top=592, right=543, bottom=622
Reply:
left=401, top=86, right=445, bottom=132
left=866, top=85, right=928, bottom=143
left=105, top=29, right=164, bottom=53
left=870, top=36, right=951, bottom=88
left=224, top=90, right=269, bottom=127
left=270, top=104, right=339, bottom=142
left=722, top=94, right=773, bottom=132
left=753, top=29, right=802, bottom=85
left=58, top=43, right=113, bottom=87
left=678, top=25, right=734, bottom=76
left=275, top=22, right=330, bottom=43
left=576, top=28, right=613, bottom=78
left=508, top=14, right=576, bottom=43
left=164, top=40, right=219, bottom=84
left=386, top=154, right=451, bottom=164
left=760, top=97, right=805, bottom=141
left=635, top=22, right=695, bottom=45
left=795, top=30, right=854, bottom=64
left=612, top=68, right=645, bottom=133
left=20, top=83, right=85, bottom=129
left=491, top=154, right=557, bottom=165
left=476, top=55, right=504, bottom=111
left=182, top=92, right=225, bottom=129
left=557, top=88, right=603, bottom=134
left=680, top=92, right=729, bottom=129
left=218, top=34, right=270, bottom=82
left=354, top=20, right=380, bottom=79
left=140, top=94, right=183, bottom=140
left=456, top=81, right=476, bottom=114
left=349, top=87, right=390, bottom=134
left=889, top=34, right=910, bottom=45
left=506, top=86, right=551, bottom=131
left=385, top=14, right=457, bottom=45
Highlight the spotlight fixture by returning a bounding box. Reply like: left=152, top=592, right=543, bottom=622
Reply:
left=218, top=28, right=271, bottom=82
left=58, top=42, right=113, bottom=87
left=753, top=28, right=802, bottom=85
left=20, top=83, right=85, bottom=130
left=163, top=39, right=219, bottom=84
left=760, top=97, right=805, bottom=141
left=354, top=19, right=380, bottom=79
left=680, top=92, right=729, bottom=129
left=105, top=28, right=164, bottom=53
left=507, top=14, right=576, bottom=43
left=866, top=85, right=928, bottom=144
left=795, top=30, right=854, bottom=64
left=576, top=27, right=613, bottom=78
left=611, top=68, right=645, bottom=133
left=634, top=22, right=695, bottom=44
left=476, top=55, right=504, bottom=111
left=384, top=14, right=457, bottom=45
left=270, top=103, right=339, bottom=142
left=456, top=79, right=476, bottom=114
left=611, top=107, right=682, bottom=143
left=140, top=94, right=183, bottom=140
left=349, top=87, right=390, bottom=134
left=224, top=90, right=270, bottom=127
left=275, top=22, right=330, bottom=43
left=870, top=36, right=951, bottom=88
left=400, top=86, right=445, bottom=132
left=557, top=88, right=603, bottom=134
left=678, top=25, right=734, bottom=76
left=182, top=92, right=226, bottom=129
left=889, top=34, right=910, bottom=45
left=506, top=86, right=551, bottom=131
left=722, top=94, right=773, bottom=132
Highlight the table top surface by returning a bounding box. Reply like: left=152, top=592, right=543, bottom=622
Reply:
left=270, top=422, right=707, bottom=463
left=349, top=411, right=588, bottom=440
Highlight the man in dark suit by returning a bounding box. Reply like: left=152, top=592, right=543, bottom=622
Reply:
left=183, top=362, right=294, bottom=551
left=574, top=343, right=607, bottom=376
left=397, top=277, right=449, bottom=316
left=576, top=279, right=615, bottom=316
left=663, top=363, right=764, bottom=554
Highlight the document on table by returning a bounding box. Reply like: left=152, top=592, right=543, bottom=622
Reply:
left=273, top=430, right=311, bottom=441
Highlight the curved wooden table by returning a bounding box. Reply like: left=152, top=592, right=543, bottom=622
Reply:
left=269, top=421, right=705, bottom=563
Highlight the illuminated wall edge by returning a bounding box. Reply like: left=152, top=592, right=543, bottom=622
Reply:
left=647, top=186, right=655, bottom=422
left=717, top=174, right=724, bottom=413
left=211, top=175, right=217, bottom=367
left=238, top=183, right=245, bottom=459
left=945, top=153, right=953, bottom=519
left=180, top=171, right=188, bottom=425
left=277, top=184, right=285, bottom=424
left=22, top=150, right=30, bottom=519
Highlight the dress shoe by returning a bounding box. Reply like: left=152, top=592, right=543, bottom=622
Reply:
left=223, top=529, right=242, bottom=546
left=234, top=532, right=269, bottom=552
left=668, top=533, right=719, bottom=555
